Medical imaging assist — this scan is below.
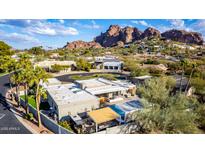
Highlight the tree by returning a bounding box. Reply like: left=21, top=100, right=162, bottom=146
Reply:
left=133, top=77, right=200, bottom=134
left=179, top=59, right=188, bottom=93
left=21, top=66, right=35, bottom=114
left=191, top=78, right=205, bottom=102
left=0, top=41, right=14, bottom=56
left=28, top=46, right=45, bottom=55
left=11, top=70, right=23, bottom=106
left=51, top=64, right=70, bottom=73
left=123, top=58, right=138, bottom=72
left=76, top=58, right=91, bottom=72
left=130, top=67, right=149, bottom=77
left=33, top=66, right=48, bottom=127
left=185, top=62, right=197, bottom=93
left=18, top=53, right=32, bottom=69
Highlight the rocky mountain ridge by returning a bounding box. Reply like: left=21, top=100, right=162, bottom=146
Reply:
left=63, top=25, right=204, bottom=49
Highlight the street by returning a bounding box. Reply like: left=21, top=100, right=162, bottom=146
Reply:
left=0, top=74, right=31, bottom=134
left=0, top=101, right=31, bottom=134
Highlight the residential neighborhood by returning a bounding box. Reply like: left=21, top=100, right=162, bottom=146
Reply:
left=0, top=19, right=205, bottom=134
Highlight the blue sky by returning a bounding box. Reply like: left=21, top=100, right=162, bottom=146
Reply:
left=0, top=19, right=204, bottom=49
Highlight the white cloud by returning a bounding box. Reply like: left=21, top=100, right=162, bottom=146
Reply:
left=26, top=20, right=79, bottom=36
left=190, top=20, right=205, bottom=31
left=91, top=20, right=100, bottom=29
left=27, top=27, right=57, bottom=35
left=0, top=31, right=40, bottom=44
left=58, top=27, right=79, bottom=35
left=59, top=19, right=65, bottom=24
left=168, top=19, right=185, bottom=29
left=188, top=20, right=205, bottom=39
left=131, top=20, right=152, bottom=27
left=0, top=19, right=79, bottom=36
left=132, top=20, right=147, bottom=26
left=73, top=20, right=101, bottom=29
left=158, top=19, right=194, bottom=32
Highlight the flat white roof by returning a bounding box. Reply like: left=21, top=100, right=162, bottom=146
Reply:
left=35, top=60, right=76, bottom=67
left=41, top=78, right=62, bottom=88
left=46, top=83, right=99, bottom=106
left=77, top=78, right=135, bottom=95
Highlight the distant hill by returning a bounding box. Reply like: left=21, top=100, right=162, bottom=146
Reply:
left=63, top=25, right=204, bottom=49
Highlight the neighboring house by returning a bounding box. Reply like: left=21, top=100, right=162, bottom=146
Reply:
left=130, top=75, right=152, bottom=85
left=94, top=56, right=123, bottom=72
left=34, top=60, right=76, bottom=72
left=103, top=61, right=123, bottom=71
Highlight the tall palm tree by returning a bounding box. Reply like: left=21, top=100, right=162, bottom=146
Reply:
left=33, top=66, right=48, bottom=127
left=11, top=71, right=23, bottom=107
left=21, top=66, right=35, bottom=114
left=17, top=53, right=33, bottom=113
left=179, top=59, right=188, bottom=94
left=185, top=62, right=197, bottom=94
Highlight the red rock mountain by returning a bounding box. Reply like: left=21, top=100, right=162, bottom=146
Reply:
left=141, top=27, right=161, bottom=39
left=161, top=29, right=203, bottom=45
left=94, top=26, right=162, bottom=47
left=95, top=25, right=142, bottom=47
left=64, top=25, right=204, bottom=49
left=63, top=40, right=102, bottom=49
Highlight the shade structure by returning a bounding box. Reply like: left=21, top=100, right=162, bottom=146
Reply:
left=88, top=107, right=120, bottom=125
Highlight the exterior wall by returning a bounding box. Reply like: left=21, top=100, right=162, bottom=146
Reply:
left=102, top=61, right=123, bottom=72
left=103, top=64, right=121, bottom=71
left=47, top=92, right=100, bottom=120
left=47, top=93, right=59, bottom=116
left=58, top=100, right=100, bottom=119
left=20, top=98, right=73, bottom=134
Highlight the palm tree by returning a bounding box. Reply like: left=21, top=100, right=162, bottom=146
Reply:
left=21, top=66, right=35, bottom=114
left=33, top=66, right=48, bottom=127
left=185, top=62, right=197, bottom=94
left=179, top=59, right=188, bottom=94
left=16, top=54, right=33, bottom=113
left=18, top=53, right=32, bottom=69
left=11, top=71, right=23, bottom=107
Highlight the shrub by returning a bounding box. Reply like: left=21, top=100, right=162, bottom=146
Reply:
left=25, top=113, right=34, bottom=121
left=59, top=121, right=73, bottom=132
left=144, top=59, right=160, bottom=65
left=51, top=64, right=70, bottom=73
left=130, top=67, right=149, bottom=77
left=75, top=58, right=91, bottom=72
left=148, top=67, right=164, bottom=76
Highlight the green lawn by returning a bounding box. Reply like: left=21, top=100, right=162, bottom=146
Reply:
left=20, top=95, right=50, bottom=110
left=70, top=73, right=118, bottom=81
left=20, top=95, right=36, bottom=109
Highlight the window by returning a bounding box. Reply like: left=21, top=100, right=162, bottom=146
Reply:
left=114, top=66, right=118, bottom=70
left=104, top=66, right=108, bottom=69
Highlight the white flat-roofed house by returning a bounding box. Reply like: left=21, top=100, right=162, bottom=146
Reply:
left=34, top=60, right=76, bottom=72
left=76, top=78, right=136, bottom=101
left=94, top=56, right=123, bottom=71
left=43, top=78, right=62, bottom=87
left=103, top=61, right=123, bottom=72
left=45, top=83, right=100, bottom=120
